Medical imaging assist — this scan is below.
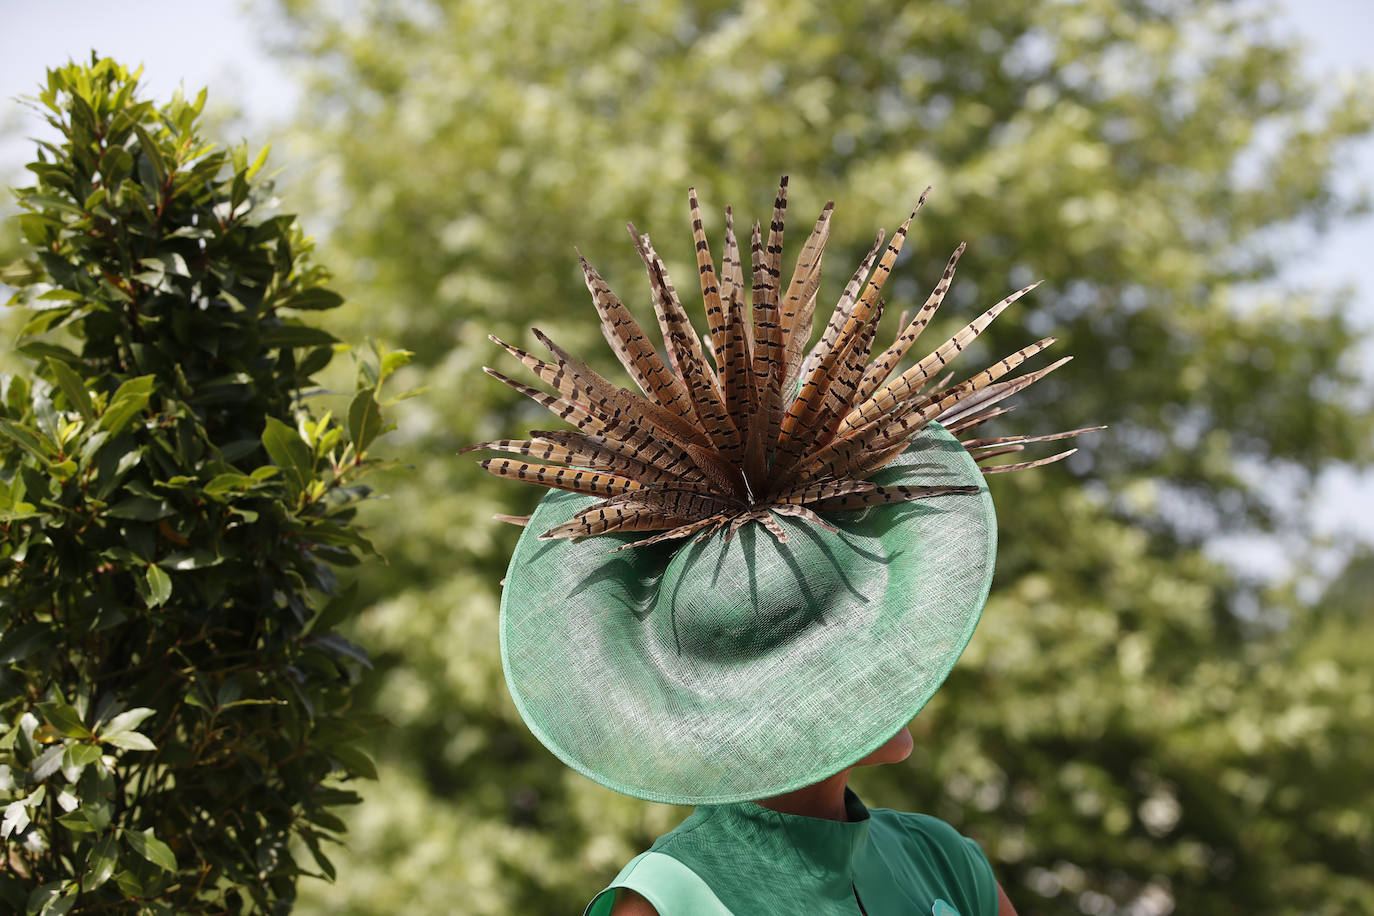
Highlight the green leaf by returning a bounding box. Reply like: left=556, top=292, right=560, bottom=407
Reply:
left=38, top=702, right=91, bottom=739
left=246, top=143, right=271, bottom=179
left=0, top=623, right=51, bottom=664
left=86, top=834, right=119, bottom=889
left=157, top=550, right=222, bottom=570
left=347, top=390, right=383, bottom=454
left=125, top=828, right=177, bottom=873
left=112, top=870, right=143, bottom=899
left=99, top=375, right=155, bottom=435
left=45, top=358, right=94, bottom=421
left=16, top=340, right=79, bottom=365
left=205, top=472, right=257, bottom=496
left=262, top=323, right=339, bottom=349
left=298, top=345, right=335, bottom=378
left=301, top=830, right=337, bottom=881
left=27, top=881, right=76, bottom=916
left=329, top=744, right=378, bottom=779
left=36, top=289, right=83, bottom=302
left=57, top=807, right=99, bottom=834
left=307, top=809, right=348, bottom=834
left=306, top=582, right=359, bottom=635
left=2, top=801, right=30, bottom=838
left=379, top=348, right=413, bottom=379
left=63, top=743, right=102, bottom=769
left=144, top=565, right=172, bottom=606
left=262, top=417, right=314, bottom=496
left=0, top=420, right=54, bottom=464
left=281, top=287, right=345, bottom=311
left=33, top=744, right=66, bottom=781
left=106, top=496, right=174, bottom=520
left=19, top=307, right=77, bottom=339
left=103, top=707, right=155, bottom=735
left=132, top=124, right=167, bottom=185
left=102, top=730, right=155, bottom=751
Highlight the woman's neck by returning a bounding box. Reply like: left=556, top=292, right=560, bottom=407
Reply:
left=755, top=769, right=853, bottom=821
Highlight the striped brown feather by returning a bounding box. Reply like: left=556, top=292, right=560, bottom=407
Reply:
left=944, top=405, right=1015, bottom=436
left=755, top=181, right=788, bottom=389
left=689, top=188, right=730, bottom=376
left=749, top=218, right=784, bottom=392
left=540, top=506, right=693, bottom=541
left=613, top=513, right=732, bottom=551
left=962, top=425, right=1106, bottom=450
left=933, top=355, right=1073, bottom=429
left=757, top=510, right=788, bottom=543
left=771, top=300, right=886, bottom=475
left=770, top=503, right=838, bottom=533
left=634, top=244, right=739, bottom=453
left=630, top=226, right=713, bottom=391
left=851, top=190, right=926, bottom=319
left=854, top=242, right=965, bottom=405
left=479, top=458, right=642, bottom=498
left=531, top=328, right=713, bottom=450
left=802, top=229, right=884, bottom=381
left=718, top=279, right=753, bottom=466
left=784, top=342, right=1062, bottom=487
left=572, top=487, right=738, bottom=522
left=809, top=483, right=979, bottom=512
left=868, top=342, right=1066, bottom=452
left=721, top=206, right=752, bottom=358
left=981, top=448, right=1077, bottom=474
left=533, top=428, right=709, bottom=486
left=972, top=444, right=1025, bottom=463
left=464, top=434, right=711, bottom=493
left=838, top=281, right=1041, bottom=435
left=578, top=254, right=695, bottom=422
left=803, top=193, right=925, bottom=387
left=482, top=367, right=607, bottom=435
left=780, top=202, right=834, bottom=391
left=774, top=478, right=877, bottom=506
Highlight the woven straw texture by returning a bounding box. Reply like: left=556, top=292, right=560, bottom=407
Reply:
left=500, top=422, right=996, bottom=805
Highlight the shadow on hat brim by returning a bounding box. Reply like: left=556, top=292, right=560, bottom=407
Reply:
left=499, top=423, right=996, bottom=806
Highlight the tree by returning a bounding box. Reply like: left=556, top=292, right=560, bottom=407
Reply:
left=265, top=1, right=1374, bottom=913
left=0, top=58, right=405, bottom=913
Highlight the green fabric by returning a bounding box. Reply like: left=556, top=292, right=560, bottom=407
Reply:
left=584, top=790, right=998, bottom=916
left=500, top=423, right=997, bottom=805
left=585, top=852, right=732, bottom=916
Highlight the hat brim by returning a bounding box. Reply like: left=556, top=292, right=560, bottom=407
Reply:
left=499, top=422, right=996, bottom=805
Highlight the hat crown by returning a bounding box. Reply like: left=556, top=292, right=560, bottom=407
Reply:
left=651, top=520, right=862, bottom=663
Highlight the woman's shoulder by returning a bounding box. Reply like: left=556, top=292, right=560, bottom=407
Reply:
left=583, top=849, right=733, bottom=916
left=866, top=807, right=1000, bottom=915
left=606, top=887, right=660, bottom=916
left=870, top=806, right=980, bottom=848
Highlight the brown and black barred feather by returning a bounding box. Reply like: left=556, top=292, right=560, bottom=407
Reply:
left=467, top=179, right=1101, bottom=544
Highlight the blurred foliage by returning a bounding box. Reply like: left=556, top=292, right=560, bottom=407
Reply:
left=0, top=58, right=407, bottom=913
left=252, top=0, right=1374, bottom=913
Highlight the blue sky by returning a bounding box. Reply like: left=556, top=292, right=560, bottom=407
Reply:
left=2, top=0, right=1372, bottom=583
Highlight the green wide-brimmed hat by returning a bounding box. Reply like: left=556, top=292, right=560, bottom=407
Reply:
left=471, top=179, right=1097, bottom=805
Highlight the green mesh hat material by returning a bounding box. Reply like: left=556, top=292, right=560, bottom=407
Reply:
left=500, top=423, right=995, bottom=805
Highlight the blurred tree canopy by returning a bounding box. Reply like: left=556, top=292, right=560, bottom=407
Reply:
left=256, top=0, right=1373, bottom=913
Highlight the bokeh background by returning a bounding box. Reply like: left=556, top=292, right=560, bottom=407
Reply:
left=3, top=1, right=1373, bottom=913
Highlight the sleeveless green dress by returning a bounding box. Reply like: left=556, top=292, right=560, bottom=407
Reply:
left=585, top=790, right=998, bottom=916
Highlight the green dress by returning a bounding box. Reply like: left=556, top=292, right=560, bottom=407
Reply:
left=586, top=790, right=998, bottom=916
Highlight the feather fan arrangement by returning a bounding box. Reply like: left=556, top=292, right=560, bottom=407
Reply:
left=465, top=178, right=1101, bottom=550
